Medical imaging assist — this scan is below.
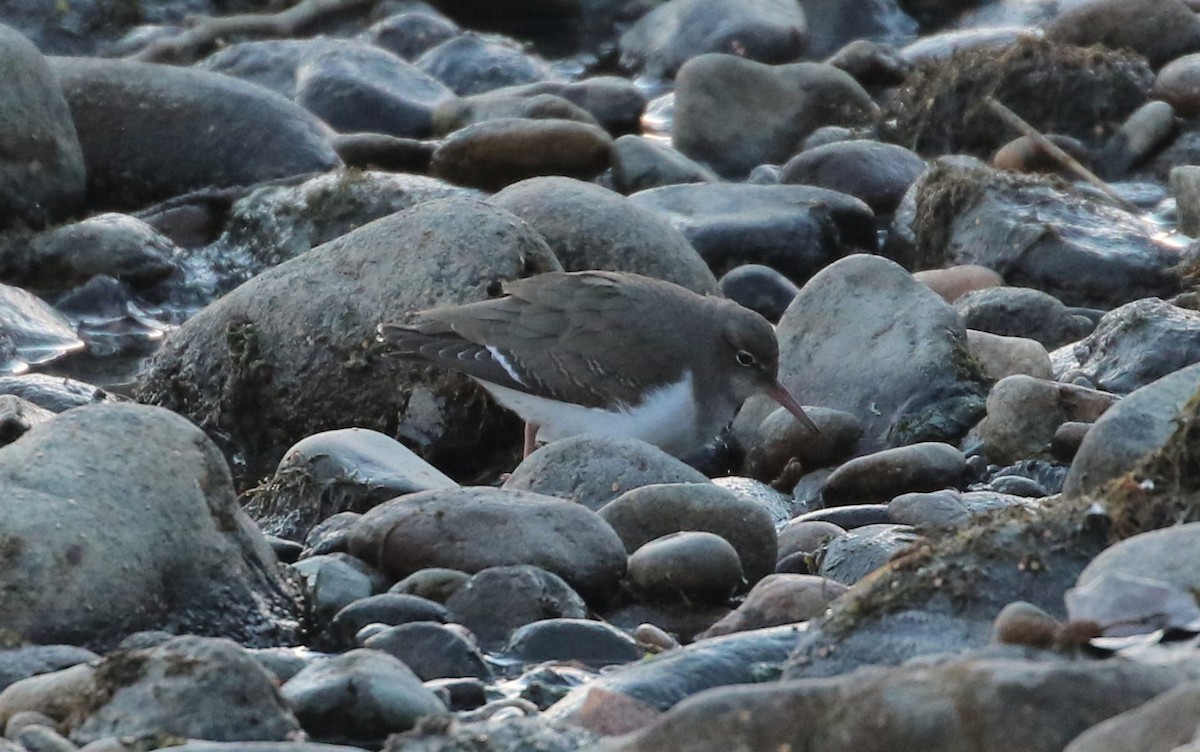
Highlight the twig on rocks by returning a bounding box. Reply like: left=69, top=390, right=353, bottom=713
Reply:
left=128, top=0, right=380, bottom=63
left=985, top=96, right=1140, bottom=214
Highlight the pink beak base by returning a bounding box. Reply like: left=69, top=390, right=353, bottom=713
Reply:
left=764, top=382, right=821, bottom=434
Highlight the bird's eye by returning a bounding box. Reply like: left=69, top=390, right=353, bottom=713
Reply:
left=736, top=350, right=755, bottom=366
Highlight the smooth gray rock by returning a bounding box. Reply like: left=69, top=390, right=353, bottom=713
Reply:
left=489, top=177, right=717, bottom=294
left=599, top=482, right=777, bottom=583
left=506, top=618, right=642, bottom=669
left=445, top=565, right=588, bottom=648
left=780, top=139, right=925, bottom=214
left=362, top=621, right=490, bottom=681
left=478, top=78, right=647, bottom=136
left=1063, top=363, right=1200, bottom=498
left=415, top=34, right=554, bottom=96
left=0, top=647, right=97, bottom=695
left=0, top=282, right=83, bottom=371
left=627, top=532, right=744, bottom=605
left=1077, top=523, right=1200, bottom=597
left=821, top=442, right=966, bottom=505
left=504, top=436, right=709, bottom=512
left=49, top=57, right=339, bottom=210
left=889, top=489, right=1035, bottom=530
left=0, top=404, right=300, bottom=648
left=718, top=264, right=800, bottom=322
left=954, top=286, right=1097, bottom=349
left=629, top=183, right=875, bottom=280
left=291, top=554, right=386, bottom=624
left=611, top=135, right=719, bottom=194
left=979, top=375, right=1117, bottom=465
left=775, top=254, right=987, bottom=454
left=673, top=55, right=876, bottom=178
left=281, top=649, right=447, bottom=738
left=328, top=593, right=449, bottom=650
left=0, top=23, right=85, bottom=228
left=362, top=12, right=460, bottom=61
left=136, top=198, right=561, bottom=488
left=347, top=486, right=627, bottom=604
left=619, top=0, right=807, bottom=79
left=245, top=428, right=457, bottom=542
left=70, top=637, right=300, bottom=745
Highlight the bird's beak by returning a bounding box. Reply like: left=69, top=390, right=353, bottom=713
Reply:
left=764, top=381, right=821, bottom=434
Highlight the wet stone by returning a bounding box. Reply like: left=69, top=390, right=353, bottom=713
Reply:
left=779, top=139, right=926, bottom=215
left=954, top=286, right=1097, bottom=349
left=415, top=33, right=555, bottom=96
left=506, top=619, right=643, bottom=669
left=611, top=135, right=719, bottom=195
left=627, top=532, right=744, bottom=606
left=361, top=12, right=460, bottom=61
left=445, top=565, right=588, bottom=650
left=817, top=523, right=922, bottom=585
left=362, top=622, right=491, bottom=681
left=291, top=554, right=387, bottom=624
left=718, top=264, right=800, bottom=323
left=821, top=442, right=967, bottom=506
left=328, top=594, right=449, bottom=651
left=302, top=512, right=361, bottom=557
left=699, top=574, right=848, bottom=637
left=389, top=568, right=471, bottom=604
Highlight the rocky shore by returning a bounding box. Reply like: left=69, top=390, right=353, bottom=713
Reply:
left=3, top=0, right=1200, bottom=750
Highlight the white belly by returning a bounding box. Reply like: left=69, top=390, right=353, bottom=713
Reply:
left=476, top=372, right=706, bottom=456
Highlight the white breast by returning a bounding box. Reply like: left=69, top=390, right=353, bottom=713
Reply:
left=476, top=372, right=705, bottom=456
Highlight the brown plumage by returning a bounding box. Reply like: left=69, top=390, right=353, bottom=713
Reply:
left=380, top=270, right=816, bottom=456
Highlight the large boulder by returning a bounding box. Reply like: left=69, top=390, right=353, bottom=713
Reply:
left=49, top=57, right=340, bottom=210
left=0, top=23, right=85, bottom=229
left=774, top=254, right=988, bottom=454
left=673, top=54, right=876, bottom=178
left=135, top=197, right=561, bottom=488
left=0, top=404, right=300, bottom=648
left=489, top=177, right=718, bottom=294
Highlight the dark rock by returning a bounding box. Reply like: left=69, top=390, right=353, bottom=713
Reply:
left=627, top=532, right=744, bottom=605
left=826, top=38, right=909, bottom=89
left=292, top=553, right=387, bottom=624
left=489, top=177, right=717, bottom=293
left=822, top=443, right=967, bottom=505
left=599, top=482, right=777, bottom=584
left=629, top=183, right=875, bottom=280
left=779, top=139, right=925, bottom=214
left=718, top=264, right=800, bottom=322
left=293, top=47, right=455, bottom=138
left=415, top=34, right=554, bottom=96
left=243, top=428, right=457, bottom=543
left=884, top=37, right=1152, bottom=159
left=775, top=254, right=987, bottom=454
left=1051, top=298, right=1200, bottom=394
left=674, top=54, right=876, bottom=177
left=699, top=574, right=847, bottom=637
left=506, top=618, right=642, bottom=669
left=1154, top=53, right=1200, bottom=117
left=978, top=375, right=1117, bottom=465
left=50, top=57, right=340, bottom=211
left=817, top=523, right=922, bottom=585
left=217, top=170, right=474, bottom=269
left=1045, top=0, right=1200, bottom=68
left=330, top=133, right=437, bottom=173
left=900, top=157, right=1180, bottom=309
left=136, top=198, right=561, bottom=488
left=347, top=486, right=627, bottom=605
left=739, top=406, right=863, bottom=484
left=954, top=286, right=1097, bottom=349
left=619, top=0, right=807, bottom=79
left=477, top=78, right=647, bottom=137
left=504, top=436, right=708, bottom=512
left=611, top=135, right=719, bottom=194
left=432, top=93, right=599, bottom=136
left=1063, top=362, right=1200, bottom=498
left=363, top=621, right=490, bottom=681
left=430, top=118, right=612, bottom=191
left=0, top=405, right=300, bottom=648
left=798, top=0, right=916, bottom=59
left=281, top=649, right=446, bottom=739
left=547, top=625, right=804, bottom=716
left=70, top=636, right=301, bottom=745
left=362, top=12, right=460, bottom=61
left=889, top=489, right=1035, bottom=530
left=302, top=512, right=361, bottom=556
left=1, top=214, right=177, bottom=292
left=329, top=594, right=449, bottom=650
left=0, top=396, right=53, bottom=447
left=0, top=23, right=85, bottom=229
left=445, top=565, right=588, bottom=649
left=389, top=568, right=470, bottom=603
left=791, top=504, right=892, bottom=529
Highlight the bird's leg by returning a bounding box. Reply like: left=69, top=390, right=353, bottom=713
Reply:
left=523, top=422, right=541, bottom=458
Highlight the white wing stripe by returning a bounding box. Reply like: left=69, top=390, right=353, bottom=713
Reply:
left=486, top=346, right=527, bottom=387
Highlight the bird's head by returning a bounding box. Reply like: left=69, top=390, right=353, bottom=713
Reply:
left=721, top=305, right=819, bottom=434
